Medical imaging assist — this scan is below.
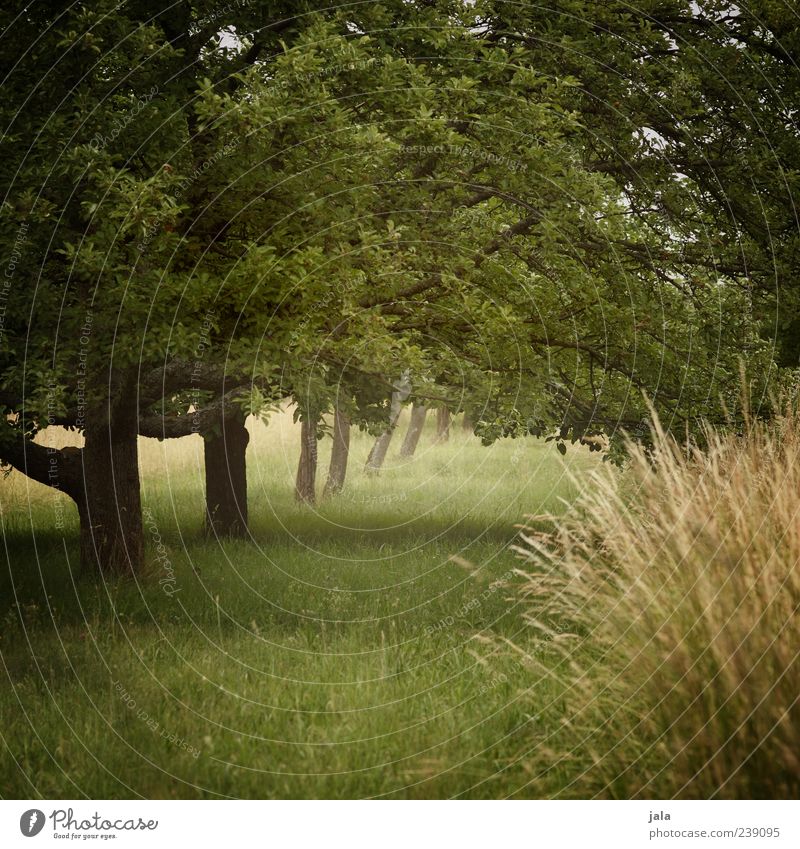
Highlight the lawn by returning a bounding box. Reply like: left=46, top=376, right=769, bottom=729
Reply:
left=0, top=408, right=599, bottom=799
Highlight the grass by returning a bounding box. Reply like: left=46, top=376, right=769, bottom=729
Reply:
left=512, top=409, right=800, bottom=799
left=0, top=406, right=598, bottom=799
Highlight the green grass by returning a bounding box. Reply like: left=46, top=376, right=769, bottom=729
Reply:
left=0, top=409, right=598, bottom=798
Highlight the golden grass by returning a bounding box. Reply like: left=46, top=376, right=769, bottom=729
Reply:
left=514, top=409, right=800, bottom=798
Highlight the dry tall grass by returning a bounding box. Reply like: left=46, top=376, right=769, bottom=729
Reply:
left=515, top=409, right=800, bottom=798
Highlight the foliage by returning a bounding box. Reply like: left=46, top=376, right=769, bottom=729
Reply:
left=2, top=1, right=785, bottom=453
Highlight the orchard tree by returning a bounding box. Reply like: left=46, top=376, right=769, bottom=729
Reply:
left=0, top=2, right=192, bottom=573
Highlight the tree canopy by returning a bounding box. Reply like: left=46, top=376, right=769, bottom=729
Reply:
left=1, top=0, right=793, bottom=572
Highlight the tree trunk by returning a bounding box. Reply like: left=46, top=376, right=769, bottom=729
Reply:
left=323, top=405, right=350, bottom=497
left=79, top=383, right=143, bottom=575
left=204, top=413, right=249, bottom=538
left=295, top=417, right=318, bottom=504
left=399, top=403, right=427, bottom=457
left=462, top=411, right=473, bottom=432
left=435, top=406, right=450, bottom=443
left=365, top=374, right=411, bottom=474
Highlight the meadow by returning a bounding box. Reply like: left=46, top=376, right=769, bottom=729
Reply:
left=0, top=408, right=599, bottom=799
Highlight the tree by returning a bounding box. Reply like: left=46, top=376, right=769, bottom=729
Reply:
left=295, top=418, right=318, bottom=505
left=364, top=374, right=412, bottom=474
left=203, top=410, right=249, bottom=538
left=323, top=403, right=351, bottom=497
left=399, top=403, right=428, bottom=458
left=435, top=407, right=451, bottom=443
left=0, top=2, right=186, bottom=573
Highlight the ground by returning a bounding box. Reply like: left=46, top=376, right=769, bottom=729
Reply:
left=0, top=408, right=600, bottom=799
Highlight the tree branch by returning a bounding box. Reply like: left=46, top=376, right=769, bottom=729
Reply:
left=0, top=430, right=83, bottom=499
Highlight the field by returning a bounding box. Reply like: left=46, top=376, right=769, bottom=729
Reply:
left=0, top=408, right=599, bottom=799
